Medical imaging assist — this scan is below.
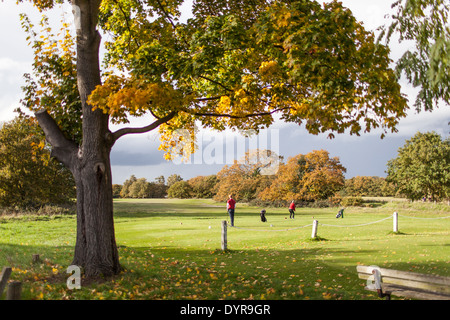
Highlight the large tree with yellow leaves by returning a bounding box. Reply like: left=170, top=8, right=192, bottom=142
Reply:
left=18, top=0, right=407, bottom=277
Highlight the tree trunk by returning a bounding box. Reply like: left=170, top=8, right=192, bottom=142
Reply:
left=71, top=150, right=121, bottom=277
left=71, top=0, right=120, bottom=277
left=37, top=0, right=121, bottom=277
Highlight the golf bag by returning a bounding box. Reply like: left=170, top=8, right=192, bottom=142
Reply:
left=336, top=209, right=344, bottom=218
left=260, top=210, right=267, bottom=222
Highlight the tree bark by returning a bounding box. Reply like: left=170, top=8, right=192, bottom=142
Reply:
left=71, top=149, right=120, bottom=277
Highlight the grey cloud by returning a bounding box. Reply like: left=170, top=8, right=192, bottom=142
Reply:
left=110, top=150, right=167, bottom=167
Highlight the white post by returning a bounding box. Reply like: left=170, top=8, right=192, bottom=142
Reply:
left=393, top=212, right=398, bottom=233
left=311, top=220, right=318, bottom=239
left=221, top=220, right=227, bottom=251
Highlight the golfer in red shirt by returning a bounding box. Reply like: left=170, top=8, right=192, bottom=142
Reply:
left=289, top=200, right=295, bottom=219
left=227, top=194, right=236, bottom=226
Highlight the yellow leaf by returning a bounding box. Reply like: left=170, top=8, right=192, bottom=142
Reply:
left=322, top=292, right=332, bottom=300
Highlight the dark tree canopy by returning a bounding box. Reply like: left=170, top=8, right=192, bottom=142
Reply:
left=386, top=131, right=450, bottom=201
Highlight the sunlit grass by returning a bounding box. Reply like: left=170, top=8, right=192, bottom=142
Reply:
left=1, top=198, right=449, bottom=300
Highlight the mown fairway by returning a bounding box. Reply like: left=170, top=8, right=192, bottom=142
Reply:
left=0, top=198, right=449, bottom=300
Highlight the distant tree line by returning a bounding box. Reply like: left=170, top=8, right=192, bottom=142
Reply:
left=341, top=176, right=396, bottom=198
left=113, top=173, right=218, bottom=200
left=113, top=149, right=397, bottom=207
left=0, top=116, right=447, bottom=210
left=115, top=175, right=167, bottom=198
left=114, top=131, right=450, bottom=206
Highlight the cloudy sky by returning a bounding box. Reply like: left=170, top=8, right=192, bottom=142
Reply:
left=0, top=0, right=449, bottom=184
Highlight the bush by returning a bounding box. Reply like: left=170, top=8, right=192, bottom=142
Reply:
left=341, top=196, right=363, bottom=207
left=167, top=181, right=193, bottom=199
left=249, top=198, right=290, bottom=208
left=0, top=117, right=76, bottom=208
left=309, top=199, right=334, bottom=208
left=0, top=203, right=76, bottom=217
left=249, top=198, right=339, bottom=208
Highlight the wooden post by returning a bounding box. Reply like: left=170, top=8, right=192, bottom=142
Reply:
left=393, top=212, right=398, bottom=233
left=6, top=281, right=22, bottom=300
left=221, top=220, right=227, bottom=251
left=0, top=267, right=12, bottom=297
left=32, top=254, right=41, bottom=263
left=311, top=220, right=318, bottom=239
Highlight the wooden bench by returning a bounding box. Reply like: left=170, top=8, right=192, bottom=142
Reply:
left=356, top=265, right=450, bottom=300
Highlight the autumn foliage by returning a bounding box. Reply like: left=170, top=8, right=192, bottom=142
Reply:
left=86, top=0, right=408, bottom=160
left=0, top=117, right=75, bottom=208
left=210, top=149, right=346, bottom=203
left=258, top=150, right=346, bottom=202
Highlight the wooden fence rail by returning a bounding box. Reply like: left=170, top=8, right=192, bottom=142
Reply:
left=1, top=266, right=22, bottom=300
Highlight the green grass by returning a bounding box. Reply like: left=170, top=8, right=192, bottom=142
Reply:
left=0, top=198, right=449, bottom=300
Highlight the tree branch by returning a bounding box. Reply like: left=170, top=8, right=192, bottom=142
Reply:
left=112, top=0, right=141, bottom=49
left=112, top=105, right=287, bottom=143
left=195, top=96, right=222, bottom=102
left=186, top=107, right=289, bottom=119
left=155, top=0, right=177, bottom=30
left=112, top=111, right=177, bottom=142
left=35, top=109, right=78, bottom=169
left=198, top=75, right=234, bottom=92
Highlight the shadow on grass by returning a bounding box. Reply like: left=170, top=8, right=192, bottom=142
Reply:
left=387, top=231, right=409, bottom=236
left=0, top=243, right=74, bottom=268
left=1, top=240, right=449, bottom=300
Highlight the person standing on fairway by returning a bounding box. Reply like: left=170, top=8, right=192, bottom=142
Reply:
left=227, top=194, right=236, bottom=227
left=289, top=200, right=296, bottom=219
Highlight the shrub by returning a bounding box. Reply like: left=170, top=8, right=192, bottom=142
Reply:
left=167, top=181, right=193, bottom=199
left=341, top=196, right=363, bottom=207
